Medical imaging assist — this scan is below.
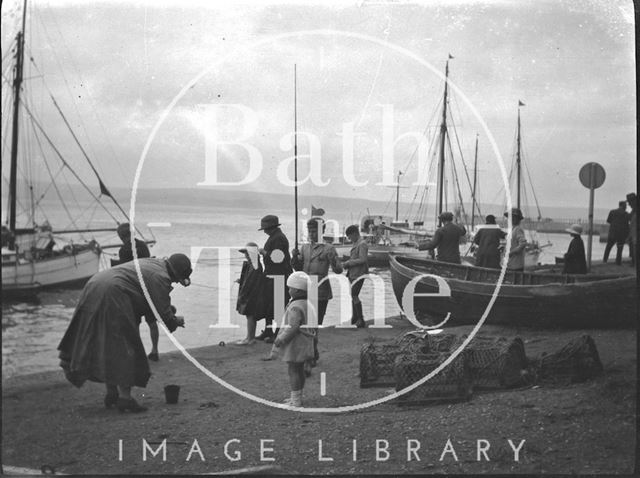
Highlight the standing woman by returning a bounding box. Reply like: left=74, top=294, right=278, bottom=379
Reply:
left=257, top=215, right=293, bottom=343
left=562, top=224, right=587, bottom=274
left=234, top=242, right=266, bottom=345
left=58, top=254, right=192, bottom=412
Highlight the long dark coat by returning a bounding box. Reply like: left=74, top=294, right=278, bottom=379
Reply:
left=474, top=227, right=506, bottom=269
left=236, top=258, right=266, bottom=317
left=563, top=235, right=587, bottom=274
left=261, top=228, right=293, bottom=320
left=58, top=258, right=181, bottom=388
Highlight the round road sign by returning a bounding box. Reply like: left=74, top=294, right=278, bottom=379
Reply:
left=579, top=162, right=606, bottom=189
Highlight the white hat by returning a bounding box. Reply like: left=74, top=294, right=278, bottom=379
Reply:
left=286, top=271, right=309, bottom=291
left=565, top=224, right=583, bottom=235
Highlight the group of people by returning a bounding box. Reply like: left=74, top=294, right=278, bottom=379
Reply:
left=56, top=195, right=638, bottom=411
left=603, top=193, right=637, bottom=266
left=57, top=215, right=371, bottom=411
left=419, top=208, right=530, bottom=271
left=233, top=215, right=370, bottom=407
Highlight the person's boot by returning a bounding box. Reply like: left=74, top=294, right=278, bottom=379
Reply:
left=265, top=328, right=279, bottom=344
left=256, top=325, right=274, bottom=341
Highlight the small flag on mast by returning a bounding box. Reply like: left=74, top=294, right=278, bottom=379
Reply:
left=99, top=180, right=113, bottom=198
left=518, top=100, right=526, bottom=106
left=448, top=53, right=454, bottom=59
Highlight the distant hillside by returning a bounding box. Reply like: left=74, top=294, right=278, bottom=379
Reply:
left=132, top=187, right=613, bottom=222
left=7, top=183, right=613, bottom=222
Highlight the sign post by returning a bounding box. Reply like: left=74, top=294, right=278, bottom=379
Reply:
left=578, top=162, right=606, bottom=271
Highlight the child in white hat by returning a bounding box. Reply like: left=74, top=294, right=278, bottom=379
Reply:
left=270, top=271, right=317, bottom=407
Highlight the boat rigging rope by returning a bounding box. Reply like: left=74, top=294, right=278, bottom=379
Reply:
left=28, top=118, right=81, bottom=231
left=446, top=132, right=467, bottom=222
left=18, top=100, right=121, bottom=224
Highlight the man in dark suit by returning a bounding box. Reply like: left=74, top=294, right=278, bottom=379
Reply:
left=256, top=215, right=293, bottom=343
left=603, top=201, right=630, bottom=265
left=418, top=211, right=466, bottom=264
left=473, top=215, right=506, bottom=268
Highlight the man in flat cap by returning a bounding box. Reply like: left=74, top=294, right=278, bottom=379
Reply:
left=257, top=215, right=293, bottom=343
left=418, top=211, right=466, bottom=264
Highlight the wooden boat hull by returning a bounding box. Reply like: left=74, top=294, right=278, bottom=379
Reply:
left=389, top=255, right=637, bottom=328
left=2, top=244, right=101, bottom=298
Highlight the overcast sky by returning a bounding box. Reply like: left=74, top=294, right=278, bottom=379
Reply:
left=1, top=0, right=636, bottom=217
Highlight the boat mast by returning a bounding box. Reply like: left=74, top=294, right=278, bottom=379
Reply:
left=395, top=170, right=403, bottom=221
left=516, top=102, right=522, bottom=210
left=8, top=0, right=29, bottom=250
left=471, top=133, right=478, bottom=230
left=436, top=56, right=451, bottom=227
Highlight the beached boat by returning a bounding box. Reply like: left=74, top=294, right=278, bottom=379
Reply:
left=389, top=254, right=636, bottom=328
left=1, top=1, right=151, bottom=298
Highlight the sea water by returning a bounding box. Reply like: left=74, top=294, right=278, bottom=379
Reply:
left=1, top=201, right=615, bottom=378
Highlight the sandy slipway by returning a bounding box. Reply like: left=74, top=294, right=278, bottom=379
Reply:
left=2, top=318, right=637, bottom=475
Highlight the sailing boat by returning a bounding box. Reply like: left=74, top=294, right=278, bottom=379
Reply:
left=507, top=101, right=551, bottom=268
left=337, top=56, right=475, bottom=266
left=1, top=0, right=151, bottom=297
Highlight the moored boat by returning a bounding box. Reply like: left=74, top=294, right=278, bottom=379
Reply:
left=389, top=254, right=637, bottom=328
left=1, top=0, right=154, bottom=299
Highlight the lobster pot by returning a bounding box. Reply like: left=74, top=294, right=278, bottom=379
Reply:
left=360, top=344, right=412, bottom=388
left=425, top=333, right=465, bottom=353
left=465, top=336, right=529, bottom=389
left=393, top=353, right=472, bottom=404
left=534, top=335, right=603, bottom=383
left=359, top=333, right=429, bottom=388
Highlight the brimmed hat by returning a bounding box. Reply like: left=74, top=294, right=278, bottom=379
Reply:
left=504, top=208, right=524, bottom=219
left=258, top=215, right=280, bottom=231
left=166, top=253, right=193, bottom=286
left=438, top=211, right=454, bottom=221
left=238, top=242, right=259, bottom=254
left=565, top=224, right=583, bottom=235
left=286, top=271, right=309, bottom=291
